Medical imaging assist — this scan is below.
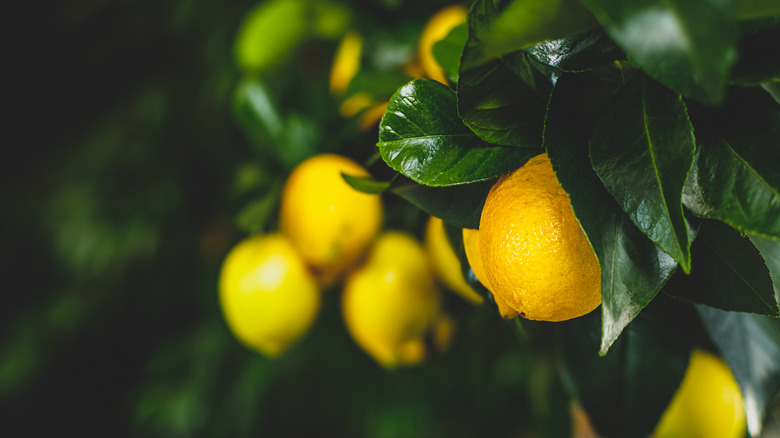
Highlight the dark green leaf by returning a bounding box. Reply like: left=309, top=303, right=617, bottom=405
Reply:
left=377, top=79, right=536, bottom=186
left=580, top=0, right=737, bottom=102
left=545, top=72, right=678, bottom=354
left=683, top=88, right=780, bottom=240
left=523, top=28, right=625, bottom=72
left=750, top=234, right=780, bottom=305
left=559, top=296, right=696, bottom=438
left=345, top=69, right=413, bottom=102
left=590, top=75, right=694, bottom=272
left=432, top=23, right=468, bottom=85
left=461, top=0, right=598, bottom=69
left=341, top=173, right=392, bottom=194
left=696, top=306, right=780, bottom=437
left=665, top=220, right=779, bottom=316
left=457, top=50, right=551, bottom=147
left=730, top=19, right=780, bottom=84
left=392, top=178, right=494, bottom=229
left=235, top=194, right=278, bottom=233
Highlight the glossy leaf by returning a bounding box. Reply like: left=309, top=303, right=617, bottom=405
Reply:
left=697, top=306, right=780, bottom=437
left=590, top=75, right=694, bottom=272
left=559, top=296, right=696, bottom=438
left=432, top=23, right=468, bottom=85
left=461, top=0, right=598, bottom=69
left=580, top=0, right=737, bottom=102
left=665, top=220, right=779, bottom=316
left=523, top=28, right=624, bottom=72
left=544, top=72, right=678, bottom=354
left=377, top=79, right=536, bottom=186
left=458, top=50, right=551, bottom=147
left=392, top=178, right=494, bottom=230
left=683, top=89, right=780, bottom=240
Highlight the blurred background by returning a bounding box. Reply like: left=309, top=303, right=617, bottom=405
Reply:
left=1, top=0, right=575, bottom=436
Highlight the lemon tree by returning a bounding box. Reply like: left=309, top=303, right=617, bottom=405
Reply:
left=341, top=0, right=779, bottom=436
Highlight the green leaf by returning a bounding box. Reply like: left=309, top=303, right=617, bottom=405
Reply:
left=580, top=0, right=737, bottom=102
left=696, top=306, right=780, bottom=437
left=559, top=295, right=696, bottom=438
left=750, top=234, right=780, bottom=305
left=735, top=0, right=780, bottom=19
left=377, top=79, right=536, bottom=186
left=665, top=220, right=779, bottom=316
left=432, top=23, right=468, bottom=85
left=545, top=72, right=678, bottom=354
left=730, top=19, right=780, bottom=85
left=589, top=75, right=694, bottom=272
left=461, top=0, right=599, bottom=69
left=683, top=88, right=780, bottom=240
left=392, top=178, right=494, bottom=230
left=457, top=50, right=552, bottom=147
left=232, top=78, right=316, bottom=169
left=522, top=28, right=625, bottom=72
left=341, top=173, right=392, bottom=195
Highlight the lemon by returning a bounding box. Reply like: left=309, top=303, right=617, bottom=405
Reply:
left=219, top=233, right=320, bottom=357
left=653, top=349, right=746, bottom=438
left=418, top=5, right=467, bottom=84
left=342, top=232, right=441, bottom=368
left=462, top=227, right=519, bottom=319
left=330, top=30, right=362, bottom=96
left=425, top=216, right=484, bottom=305
left=479, top=153, right=601, bottom=322
left=280, top=154, right=383, bottom=284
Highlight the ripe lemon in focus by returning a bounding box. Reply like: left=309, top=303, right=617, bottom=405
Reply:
left=418, top=5, right=467, bottom=84
left=653, top=349, right=746, bottom=438
left=425, top=216, right=483, bottom=305
left=219, top=233, right=320, bottom=357
left=479, top=153, right=601, bottom=322
left=462, top=227, right=519, bottom=319
left=280, top=154, right=382, bottom=284
left=342, top=232, right=441, bottom=368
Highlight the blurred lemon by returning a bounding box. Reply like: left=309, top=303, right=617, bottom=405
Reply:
left=280, top=154, right=383, bottom=284
left=479, top=153, right=601, bottom=321
left=653, top=349, right=746, bottom=438
left=418, top=5, right=467, bottom=84
left=425, top=216, right=483, bottom=305
left=330, top=30, right=362, bottom=96
left=219, top=233, right=320, bottom=357
left=342, top=232, right=440, bottom=368
left=462, top=227, right=519, bottom=318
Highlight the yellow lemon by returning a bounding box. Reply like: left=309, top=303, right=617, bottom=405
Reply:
left=280, top=154, right=383, bottom=284
left=342, top=232, right=441, bottom=368
left=330, top=30, right=362, bottom=96
left=479, top=153, right=601, bottom=321
left=219, top=233, right=320, bottom=357
left=462, top=227, right=519, bottom=319
left=425, top=216, right=484, bottom=305
left=418, top=5, right=467, bottom=84
left=653, top=349, right=746, bottom=438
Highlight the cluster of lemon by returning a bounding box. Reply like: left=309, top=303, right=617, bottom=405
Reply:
left=219, top=153, right=474, bottom=368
